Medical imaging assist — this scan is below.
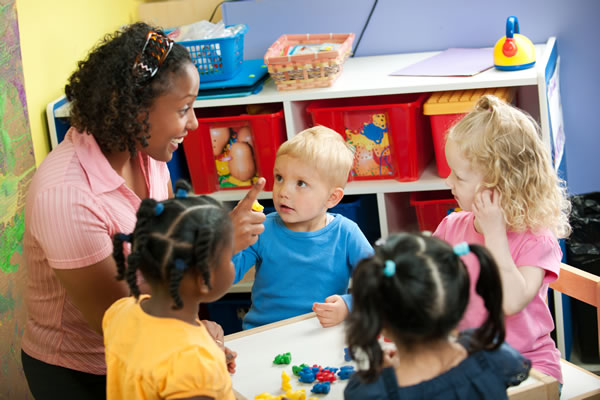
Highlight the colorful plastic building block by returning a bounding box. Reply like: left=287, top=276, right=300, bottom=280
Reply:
left=344, top=347, right=352, bottom=361
left=298, top=366, right=316, bottom=383
left=311, top=381, right=331, bottom=394
left=252, top=200, right=264, bottom=212
left=316, top=369, right=337, bottom=383
left=283, top=389, right=306, bottom=400
left=337, top=365, right=355, bottom=380
left=282, top=371, right=292, bottom=392
left=255, top=393, right=281, bottom=400
left=273, top=352, right=292, bottom=364
left=292, top=363, right=309, bottom=376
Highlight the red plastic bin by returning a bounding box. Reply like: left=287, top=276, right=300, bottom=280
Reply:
left=306, top=93, right=433, bottom=182
left=183, top=105, right=287, bottom=194
left=423, top=88, right=515, bottom=178
left=410, top=190, right=459, bottom=232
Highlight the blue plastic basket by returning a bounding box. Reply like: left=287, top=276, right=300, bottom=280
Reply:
left=177, top=24, right=248, bottom=83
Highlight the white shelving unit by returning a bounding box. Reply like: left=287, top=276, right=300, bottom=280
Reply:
left=51, top=38, right=557, bottom=239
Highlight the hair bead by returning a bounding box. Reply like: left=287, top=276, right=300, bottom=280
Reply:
left=175, top=188, right=188, bottom=198
left=383, top=260, right=396, bottom=277
left=154, top=202, right=164, bottom=216
left=453, top=242, right=470, bottom=256
left=174, top=258, right=187, bottom=272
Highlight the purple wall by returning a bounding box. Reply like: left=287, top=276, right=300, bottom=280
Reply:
left=223, top=0, right=600, bottom=194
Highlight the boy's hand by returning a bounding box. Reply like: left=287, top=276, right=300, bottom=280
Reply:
left=225, top=347, right=237, bottom=374
left=472, top=189, right=506, bottom=238
left=312, top=295, right=349, bottom=327
left=230, top=178, right=266, bottom=254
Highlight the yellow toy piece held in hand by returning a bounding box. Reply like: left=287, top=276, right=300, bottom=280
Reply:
left=493, top=16, right=536, bottom=71
left=252, top=200, right=264, bottom=212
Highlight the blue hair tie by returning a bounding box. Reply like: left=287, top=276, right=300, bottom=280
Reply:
left=154, top=202, right=164, bottom=216
left=383, top=260, right=396, bottom=277
left=116, top=233, right=132, bottom=242
left=175, top=188, right=188, bottom=198
left=174, top=259, right=187, bottom=272
left=453, top=242, right=470, bottom=256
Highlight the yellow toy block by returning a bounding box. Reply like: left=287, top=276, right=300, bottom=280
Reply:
left=252, top=200, right=264, bottom=212
left=254, top=393, right=281, bottom=400
left=284, top=388, right=306, bottom=400
left=281, top=370, right=292, bottom=392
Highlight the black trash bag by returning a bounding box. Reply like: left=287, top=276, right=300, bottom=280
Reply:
left=566, top=192, right=600, bottom=363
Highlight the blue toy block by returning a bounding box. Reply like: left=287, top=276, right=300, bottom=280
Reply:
left=299, top=366, right=316, bottom=383
left=337, top=365, right=355, bottom=380
left=344, top=347, right=352, bottom=361
left=311, top=381, right=331, bottom=394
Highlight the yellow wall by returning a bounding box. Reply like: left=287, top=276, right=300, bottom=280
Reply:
left=16, top=0, right=144, bottom=166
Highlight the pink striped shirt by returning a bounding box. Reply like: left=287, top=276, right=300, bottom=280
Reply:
left=22, top=128, right=170, bottom=375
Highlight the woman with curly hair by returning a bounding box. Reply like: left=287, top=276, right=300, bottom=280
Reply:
left=434, top=94, right=571, bottom=385
left=21, top=22, right=265, bottom=399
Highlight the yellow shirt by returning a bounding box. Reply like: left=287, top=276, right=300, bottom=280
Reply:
left=103, top=295, right=235, bottom=400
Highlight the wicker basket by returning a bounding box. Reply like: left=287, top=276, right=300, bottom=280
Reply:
left=264, top=33, right=355, bottom=91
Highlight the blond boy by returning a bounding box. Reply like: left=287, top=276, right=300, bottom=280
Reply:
left=233, top=126, right=374, bottom=329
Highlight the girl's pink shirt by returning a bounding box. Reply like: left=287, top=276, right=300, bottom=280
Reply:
left=434, top=211, right=563, bottom=383
left=22, top=128, right=170, bottom=374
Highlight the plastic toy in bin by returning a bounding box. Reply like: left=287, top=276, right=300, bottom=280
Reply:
left=307, top=93, right=432, bottom=182
left=211, top=125, right=257, bottom=187
left=183, top=105, right=287, bottom=194
left=423, top=87, right=515, bottom=178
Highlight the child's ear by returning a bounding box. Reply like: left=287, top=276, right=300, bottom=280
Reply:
left=196, top=274, right=212, bottom=295
left=326, top=187, right=345, bottom=209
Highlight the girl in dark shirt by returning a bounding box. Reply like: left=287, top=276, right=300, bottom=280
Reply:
left=344, top=233, right=530, bottom=400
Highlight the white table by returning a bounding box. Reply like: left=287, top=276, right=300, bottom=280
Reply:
left=225, top=313, right=600, bottom=400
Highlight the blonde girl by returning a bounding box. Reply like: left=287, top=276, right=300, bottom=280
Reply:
left=434, top=94, right=570, bottom=383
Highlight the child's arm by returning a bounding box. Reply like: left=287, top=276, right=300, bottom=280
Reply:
left=314, top=220, right=374, bottom=327
left=313, top=295, right=349, bottom=327
left=473, top=189, right=545, bottom=315
left=232, top=244, right=260, bottom=284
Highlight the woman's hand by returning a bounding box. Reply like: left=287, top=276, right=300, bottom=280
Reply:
left=229, top=178, right=266, bottom=254
left=312, top=295, right=349, bottom=328
left=201, top=320, right=224, bottom=346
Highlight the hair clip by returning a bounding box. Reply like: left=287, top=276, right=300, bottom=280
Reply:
left=116, top=233, right=132, bottom=243
left=453, top=242, right=470, bottom=256
left=132, top=31, right=174, bottom=84
left=155, top=202, right=165, bottom=216
left=175, top=188, right=188, bottom=198
left=383, top=260, right=396, bottom=277
left=174, top=258, right=187, bottom=272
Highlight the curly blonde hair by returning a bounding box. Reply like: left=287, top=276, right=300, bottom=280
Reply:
left=447, top=95, right=571, bottom=238
left=276, top=126, right=355, bottom=188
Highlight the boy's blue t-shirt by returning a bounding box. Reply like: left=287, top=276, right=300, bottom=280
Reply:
left=344, top=332, right=531, bottom=400
left=232, top=212, right=374, bottom=329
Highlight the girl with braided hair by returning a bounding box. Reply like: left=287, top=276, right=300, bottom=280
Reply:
left=344, top=233, right=530, bottom=400
left=104, top=181, right=236, bottom=400
left=22, top=22, right=264, bottom=399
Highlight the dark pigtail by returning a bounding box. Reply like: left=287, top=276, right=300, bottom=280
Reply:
left=168, top=260, right=186, bottom=310
left=112, top=233, right=129, bottom=281
left=345, top=257, right=386, bottom=382
left=468, top=244, right=505, bottom=351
